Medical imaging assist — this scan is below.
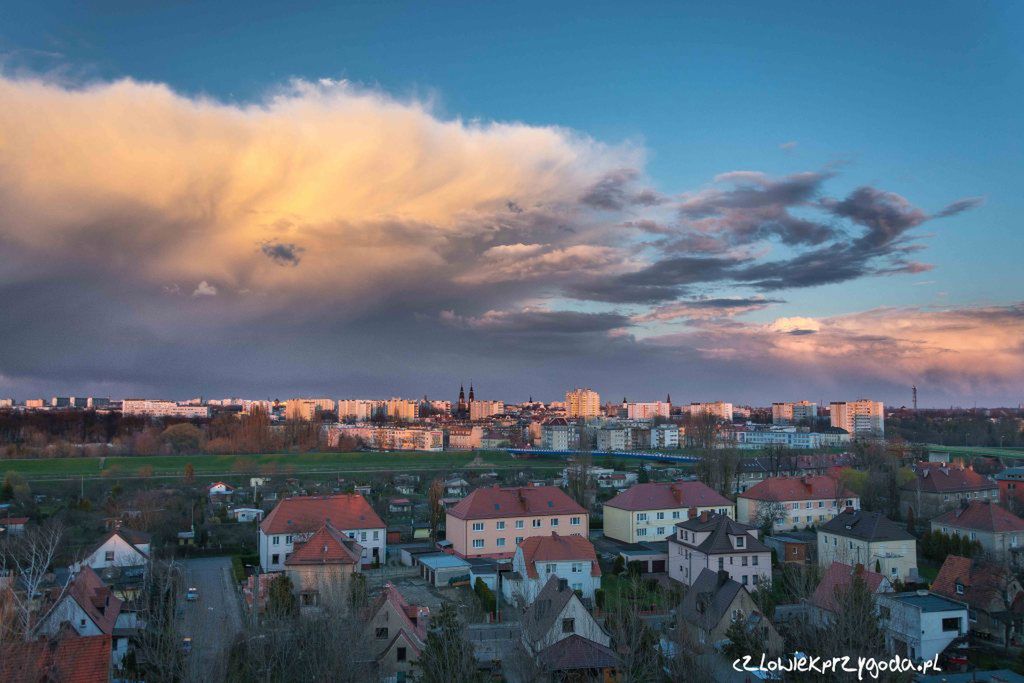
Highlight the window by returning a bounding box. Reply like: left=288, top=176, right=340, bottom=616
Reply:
left=718, top=557, right=724, bottom=570
left=361, top=532, right=367, bottom=541
left=657, top=527, right=665, bottom=535
left=80, top=618, right=86, bottom=627
left=742, top=575, right=748, bottom=585
left=572, top=562, right=582, bottom=573
left=818, top=501, right=824, bottom=508
left=397, top=647, right=407, bottom=662
left=562, top=618, right=575, bottom=634
left=472, top=522, right=484, bottom=532
left=637, top=528, right=648, bottom=537
left=572, top=582, right=582, bottom=591
left=496, top=521, right=506, bottom=530
left=752, top=556, right=758, bottom=566
left=742, top=556, right=748, bottom=566
left=376, top=628, right=389, bottom=640
left=515, top=536, right=524, bottom=544
left=533, top=519, right=542, bottom=528
left=805, top=502, right=812, bottom=509
left=546, top=563, right=556, bottom=573
left=286, top=534, right=293, bottom=544
left=515, top=520, right=524, bottom=529
left=736, top=536, right=745, bottom=548
left=970, top=532, right=977, bottom=540
left=104, top=550, right=115, bottom=562
left=551, top=518, right=559, bottom=527
left=791, top=503, right=798, bottom=510
left=373, top=531, right=379, bottom=540
left=271, top=554, right=280, bottom=564
left=273, top=536, right=280, bottom=545
left=672, top=511, right=681, bottom=519
left=845, top=499, right=853, bottom=507
left=942, top=617, right=961, bottom=632
left=496, top=538, right=506, bottom=547
left=472, top=539, right=484, bottom=549
left=570, top=517, right=581, bottom=526
left=656, top=512, right=665, bottom=520
left=955, top=581, right=964, bottom=595
left=637, top=513, right=648, bottom=522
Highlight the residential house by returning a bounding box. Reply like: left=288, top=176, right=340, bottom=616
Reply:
left=444, top=478, right=471, bottom=497
left=877, top=591, right=968, bottom=663
left=603, top=481, right=734, bottom=544
left=0, top=516, right=28, bottom=535
left=901, top=462, right=999, bottom=521
left=763, top=532, right=816, bottom=566
left=536, top=635, right=620, bottom=682
left=931, top=555, right=1024, bottom=644
left=808, top=561, right=892, bottom=626
left=503, top=532, right=601, bottom=605
left=388, top=498, right=414, bottom=515
left=736, top=475, right=858, bottom=531
left=446, top=485, right=588, bottom=559
left=931, top=501, right=1024, bottom=561
left=521, top=576, right=611, bottom=655
left=207, top=481, right=235, bottom=500
left=817, top=510, right=918, bottom=581
left=994, top=467, right=1024, bottom=510
left=34, top=566, right=132, bottom=667
left=79, top=528, right=151, bottom=571
left=230, top=507, right=264, bottom=523
left=366, top=583, right=429, bottom=682
left=259, top=494, right=386, bottom=571
left=540, top=417, right=577, bottom=451
left=667, top=511, right=771, bottom=589
left=284, top=523, right=363, bottom=608
left=1, top=632, right=112, bottom=683
left=678, top=568, right=784, bottom=653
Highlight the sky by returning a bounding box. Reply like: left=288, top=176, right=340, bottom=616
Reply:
left=0, top=1, right=1021, bottom=407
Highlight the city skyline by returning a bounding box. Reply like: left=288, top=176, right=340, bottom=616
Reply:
left=1, top=2, right=1022, bottom=406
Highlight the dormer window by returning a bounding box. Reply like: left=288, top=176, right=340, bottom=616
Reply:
left=736, top=536, right=745, bottom=548
left=956, top=582, right=965, bottom=595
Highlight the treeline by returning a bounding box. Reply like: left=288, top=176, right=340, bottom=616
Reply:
left=0, top=407, right=363, bottom=459
left=889, top=409, right=1024, bottom=448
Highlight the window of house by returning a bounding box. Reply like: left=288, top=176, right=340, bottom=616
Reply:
left=570, top=517, right=581, bottom=526
left=955, top=582, right=964, bottom=595
left=273, top=536, right=280, bottom=545
left=736, top=536, right=745, bottom=548
left=551, top=518, right=559, bottom=527
left=562, top=619, right=575, bottom=633
left=970, top=532, right=977, bottom=540
left=637, top=528, right=647, bottom=537
left=818, top=501, right=824, bottom=508
left=496, top=521, right=506, bottom=530
left=545, top=563, right=556, bottom=574
left=516, top=520, right=524, bottom=529
left=845, top=499, right=852, bottom=506
left=718, top=557, right=724, bottom=570
left=286, top=535, right=293, bottom=544
left=656, top=512, right=665, bottom=520
left=672, top=511, right=681, bottom=519
left=515, top=537, right=524, bottom=544
left=742, top=575, right=748, bottom=585
left=572, top=582, right=582, bottom=591
left=657, top=527, right=665, bottom=535
left=494, top=538, right=505, bottom=547
left=373, top=531, right=379, bottom=540
left=472, top=539, right=484, bottom=549
left=942, top=617, right=961, bottom=632
left=472, top=522, right=484, bottom=532
left=637, top=513, right=647, bottom=522
left=752, top=556, right=758, bottom=566
left=397, top=647, right=407, bottom=662
left=271, top=554, right=279, bottom=564
left=361, top=532, right=367, bottom=541
left=742, top=556, right=748, bottom=566
left=805, top=502, right=812, bottom=509
left=572, top=563, right=582, bottom=573
left=533, top=519, right=542, bottom=528
left=376, top=628, right=389, bottom=640
left=104, top=551, right=115, bottom=562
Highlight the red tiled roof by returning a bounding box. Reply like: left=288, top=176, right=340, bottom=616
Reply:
left=604, top=481, right=731, bottom=511
left=810, top=562, right=888, bottom=614
left=369, top=582, right=428, bottom=643
left=447, top=486, right=585, bottom=521
left=0, top=517, right=29, bottom=525
left=284, top=523, right=363, bottom=566
left=904, top=463, right=997, bottom=494
left=739, top=475, right=855, bottom=503
left=933, top=501, right=1024, bottom=533
left=931, top=555, right=1017, bottom=612
left=43, top=566, right=122, bottom=636
left=519, top=533, right=601, bottom=579
left=261, top=494, right=385, bottom=534
left=1, top=632, right=111, bottom=683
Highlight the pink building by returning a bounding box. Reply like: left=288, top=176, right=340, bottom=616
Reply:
left=445, top=485, right=588, bottom=558
left=667, top=511, right=771, bottom=589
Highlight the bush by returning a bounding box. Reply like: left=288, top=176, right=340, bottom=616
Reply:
left=612, top=555, right=625, bottom=574
left=474, top=577, right=496, bottom=615
left=595, top=588, right=605, bottom=609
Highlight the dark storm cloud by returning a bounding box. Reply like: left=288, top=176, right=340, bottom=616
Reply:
left=579, top=169, right=663, bottom=210
left=562, top=280, right=686, bottom=304
left=441, top=308, right=631, bottom=334
left=259, top=241, right=305, bottom=266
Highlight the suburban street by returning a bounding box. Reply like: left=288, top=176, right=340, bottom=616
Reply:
left=180, top=556, right=244, bottom=681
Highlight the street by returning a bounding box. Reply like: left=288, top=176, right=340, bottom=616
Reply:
left=180, top=556, right=244, bottom=681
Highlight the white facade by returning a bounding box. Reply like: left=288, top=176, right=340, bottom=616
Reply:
left=737, top=494, right=860, bottom=531
left=817, top=532, right=917, bottom=581
left=627, top=401, right=671, bottom=420
left=259, top=525, right=385, bottom=572
left=337, top=399, right=383, bottom=421
left=504, top=552, right=600, bottom=604
left=470, top=400, right=505, bottom=420
left=878, top=592, right=967, bottom=663
left=830, top=399, right=885, bottom=437
left=689, top=401, right=733, bottom=421
left=733, top=425, right=850, bottom=450
left=121, top=399, right=211, bottom=418
left=80, top=533, right=149, bottom=570
left=668, top=523, right=771, bottom=589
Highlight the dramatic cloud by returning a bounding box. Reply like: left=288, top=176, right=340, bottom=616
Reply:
left=259, top=241, right=304, bottom=266
left=441, top=308, right=631, bottom=334
left=634, top=296, right=785, bottom=323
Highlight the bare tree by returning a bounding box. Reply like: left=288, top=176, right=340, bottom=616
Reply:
left=565, top=452, right=595, bottom=507
left=129, top=559, right=188, bottom=683
left=428, top=478, right=445, bottom=542
left=0, top=521, right=66, bottom=642
left=603, top=574, right=663, bottom=682
left=754, top=498, right=788, bottom=535
left=416, top=601, right=481, bottom=683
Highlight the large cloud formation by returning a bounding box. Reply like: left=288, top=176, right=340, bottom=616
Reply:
left=0, top=74, right=1013, bottom=404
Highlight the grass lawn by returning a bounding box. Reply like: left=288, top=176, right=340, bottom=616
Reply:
left=0, top=449, right=562, bottom=481
left=600, top=573, right=670, bottom=613
left=926, top=444, right=1024, bottom=459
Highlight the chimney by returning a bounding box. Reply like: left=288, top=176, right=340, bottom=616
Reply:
left=853, top=563, right=865, bottom=575
left=699, top=510, right=709, bottom=523
left=717, top=570, right=730, bottom=587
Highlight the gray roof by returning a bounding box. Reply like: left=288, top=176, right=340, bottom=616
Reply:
left=522, top=576, right=578, bottom=645
left=672, top=513, right=769, bottom=554
left=679, top=568, right=744, bottom=631
left=819, top=510, right=915, bottom=542
left=883, top=591, right=968, bottom=613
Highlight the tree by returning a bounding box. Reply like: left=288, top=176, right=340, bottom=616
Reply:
left=161, top=423, right=203, bottom=454
left=416, top=602, right=481, bottom=683
left=566, top=452, right=595, bottom=506
left=183, top=462, right=195, bottom=484
left=604, top=574, right=663, bottom=682
left=754, top=499, right=787, bottom=535
left=427, top=478, right=445, bottom=542
left=722, top=618, right=767, bottom=661
left=0, top=521, right=67, bottom=642
left=130, top=560, right=188, bottom=683
left=267, top=574, right=297, bottom=618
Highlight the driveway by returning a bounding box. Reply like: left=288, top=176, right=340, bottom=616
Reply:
left=179, top=556, right=243, bottom=681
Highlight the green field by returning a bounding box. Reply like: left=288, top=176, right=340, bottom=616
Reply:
left=924, top=444, right=1024, bottom=459
left=0, top=450, right=564, bottom=481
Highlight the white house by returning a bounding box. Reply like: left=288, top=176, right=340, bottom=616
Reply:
left=667, top=511, right=772, bottom=589
left=79, top=528, right=151, bottom=570
left=877, top=591, right=968, bottom=663
left=259, top=494, right=386, bottom=571
left=230, top=508, right=265, bottom=523
left=736, top=475, right=859, bottom=531
left=503, top=533, right=601, bottom=605
left=817, top=510, right=917, bottom=581
left=521, top=576, right=611, bottom=654
left=207, top=481, right=235, bottom=499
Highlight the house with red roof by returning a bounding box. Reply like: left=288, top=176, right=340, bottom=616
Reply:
left=1, top=631, right=112, bottom=683
left=667, top=511, right=771, bottom=589
left=808, top=561, right=892, bottom=626
left=284, top=522, right=364, bottom=609
left=34, top=565, right=132, bottom=667
left=0, top=516, right=29, bottom=535
left=603, top=481, right=733, bottom=544
left=365, top=582, right=429, bottom=680
left=503, top=532, right=601, bottom=605
left=901, top=462, right=998, bottom=520
left=931, top=501, right=1024, bottom=560
left=445, top=485, right=587, bottom=559
left=259, top=494, right=386, bottom=571
left=736, top=475, right=858, bottom=531
left=931, top=555, right=1024, bottom=644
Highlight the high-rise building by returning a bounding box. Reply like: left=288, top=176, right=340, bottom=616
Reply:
left=337, top=399, right=382, bottom=421
left=122, top=399, right=212, bottom=418
left=469, top=400, right=504, bottom=421
left=626, top=401, right=671, bottom=420
left=771, top=401, right=818, bottom=425
left=385, top=398, right=420, bottom=421
left=830, top=399, right=885, bottom=437
left=285, top=398, right=336, bottom=421
left=565, top=388, right=601, bottom=418
left=688, top=401, right=733, bottom=422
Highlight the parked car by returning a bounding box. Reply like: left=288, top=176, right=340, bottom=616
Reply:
left=181, top=637, right=193, bottom=655
left=186, top=587, right=199, bottom=601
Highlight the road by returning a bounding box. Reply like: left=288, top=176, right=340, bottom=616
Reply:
left=179, top=556, right=243, bottom=681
